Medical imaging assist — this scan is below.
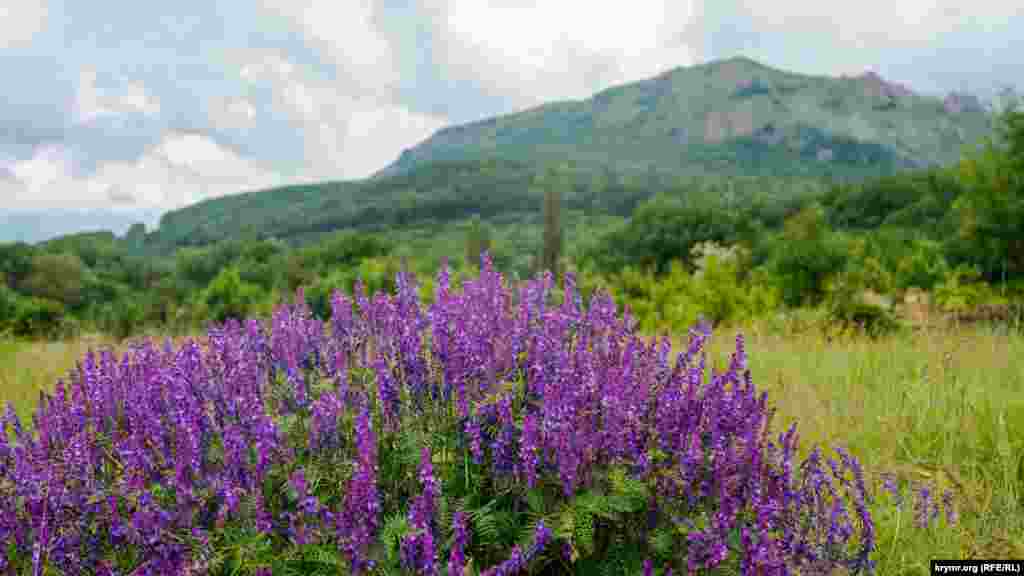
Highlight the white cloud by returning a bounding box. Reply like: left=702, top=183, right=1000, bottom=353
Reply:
left=345, top=104, right=449, bottom=178
left=210, top=96, right=257, bottom=132
left=229, top=46, right=447, bottom=181
left=258, top=0, right=401, bottom=98
left=687, top=0, right=1024, bottom=78
left=9, top=144, right=75, bottom=195
left=6, top=133, right=284, bottom=211
left=75, top=68, right=161, bottom=123
left=738, top=0, right=1015, bottom=48
left=0, top=1, right=48, bottom=48
left=429, top=0, right=696, bottom=109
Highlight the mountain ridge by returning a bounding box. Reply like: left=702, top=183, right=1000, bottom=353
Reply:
left=57, top=56, right=999, bottom=252
left=373, top=55, right=992, bottom=180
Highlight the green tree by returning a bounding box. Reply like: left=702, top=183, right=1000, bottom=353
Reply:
left=949, top=100, right=1024, bottom=282
left=19, top=252, right=89, bottom=309
left=582, top=191, right=741, bottom=277
left=10, top=296, right=67, bottom=340
left=199, top=266, right=264, bottom=325
left=464, top=215, right=493, bottom=269
left=0, top=242, right=36, bottom=291
left=769, top=205, right=849, bottom=307
left=0, top=284, right=18, bottom=334
left=541, top=184, right=563, bottom=281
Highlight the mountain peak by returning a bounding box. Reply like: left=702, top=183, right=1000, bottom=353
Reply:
left=376, top=58, right=993, bottom=180
left=712, top=55, right=766, bottom=66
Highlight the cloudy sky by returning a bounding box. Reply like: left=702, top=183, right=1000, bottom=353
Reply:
left=2, top=0, right=1021, bottom=238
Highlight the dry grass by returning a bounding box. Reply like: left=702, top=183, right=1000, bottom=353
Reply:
left=0, top=331, right=206, bottom=426
left=655, top=322, right=1024, bottom=570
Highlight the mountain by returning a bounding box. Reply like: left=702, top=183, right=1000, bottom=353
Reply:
left=142, top=56, right=995, bottom=252
left=375, top=56, right=992, bottom=179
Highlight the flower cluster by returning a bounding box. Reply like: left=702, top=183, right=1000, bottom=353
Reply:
left=401, top=446, right=441, bottom=575
left=0, top=251, right=882, bottom=574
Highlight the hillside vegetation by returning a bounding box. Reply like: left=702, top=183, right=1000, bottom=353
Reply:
left=145, top=57, right=992, bottom=253
left=1, top=98, right=1021, bottom=341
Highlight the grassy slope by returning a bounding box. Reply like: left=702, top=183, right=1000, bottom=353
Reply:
left=675, top=323, right=1024, bottom=567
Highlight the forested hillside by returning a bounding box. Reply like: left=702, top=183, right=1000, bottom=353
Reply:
left=144, top=56, right=993, bottom=254
left=0, top=62, right=1020, bottom=341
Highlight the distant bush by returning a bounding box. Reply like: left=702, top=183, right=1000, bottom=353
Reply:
left=934, top=265, right=1008, bottom=316
left=197, top=266, right=266, bottom=325
left=893, top=237, right=950, bottom=291
left=768, top=205, right=849, bottom=307
left=0, top=284, right=19, bottom=337
left=601, top=243, right=778, bottom=334
left=94, top=298, right=147, bottom=341
left=9, top=296, right=67, bottom=340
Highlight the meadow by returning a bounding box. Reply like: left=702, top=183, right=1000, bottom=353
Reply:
left=2, top=265, right=1021, bottom=574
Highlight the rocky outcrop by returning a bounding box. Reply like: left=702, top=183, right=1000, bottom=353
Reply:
left=857, top=71, right=915, bottom=110
left=943, top=91, right=984, bottom=115
left=704, top=104, right=756, bottom=143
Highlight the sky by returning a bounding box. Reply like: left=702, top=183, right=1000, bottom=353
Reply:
left=1, top=0, right=1022, bottom=239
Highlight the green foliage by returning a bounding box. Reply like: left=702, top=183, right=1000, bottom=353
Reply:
left=19, top=252, right=90, bottom=309
left=93, top=296, right=147, bottom=341
left=465, top=215, right=494, bottom=270
left=822, top=170, right=961, bottom=233
left=236, top=237, right=287, bottom=291
left=869, top=232, right=950, bottom=292
left=554, top=467, right=650, bottom=574
left=582, top=191, right=745, bottom=277
left=768, top=205, right=849, bottom=307
left=824, top=263, right=902, bottom=338
left=9, top=296, right=68, bottom=340
left=282, top=231, right=393, bottom=293
left=0, top=242, right=36, bottom=291
left=198, top=266, right=266, bottom=325
left=599, top=243, right=777, bottom=333
left=947, top=102, right=1024, bottom=282
left=175, top=243, right=243, bottom=290
left=0, top=284, right=19, bottom=337
left=933, top=265, right=1006, bottom=314
left=354, top=256, right=401, bottom=299
left=542, top=179, right=564, bottom=282
left=303, top=269, right=352, bottom=321
left=693, top=244, right=779, bottom=326
left=303, top=230, right=393, bottom=272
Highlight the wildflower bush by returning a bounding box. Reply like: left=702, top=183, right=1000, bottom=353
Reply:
left=2, top=253, right=882, bottom=575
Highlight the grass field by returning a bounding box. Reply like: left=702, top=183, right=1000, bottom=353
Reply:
left=2, top=322, right=1021, bottom=574
left=690, top=324, right=1024, bottom=571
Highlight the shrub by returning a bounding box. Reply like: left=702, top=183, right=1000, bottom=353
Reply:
left=198, top=266, right=266, bottom=325
left=599, top=243, right=778, bottom=334
left=94, top=297, right=147, bottom=341
left=0, top=284, right=18, bottom=336
left=0, top=253, right=883, bottom=574
left=769, top=205, right=849, bottom=307
left=18, top=252, right=89, bottom=309
left=894, top=238, right=950, bottom=291
left=9, top=296, right=67, bottom=340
